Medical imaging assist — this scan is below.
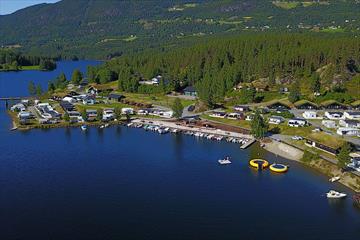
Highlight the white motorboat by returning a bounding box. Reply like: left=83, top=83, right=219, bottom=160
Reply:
left=218, top=156, right=232, bottom=165
left=329, top=176, right=340, bottom=182
left=326, top=190, right=347, bottom=199
left=99, top=125, right=105, bottom=129
left=81, top=125, right=87, bottom=131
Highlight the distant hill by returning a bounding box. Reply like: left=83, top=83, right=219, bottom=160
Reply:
left=0, top=0, right=359, bottom=59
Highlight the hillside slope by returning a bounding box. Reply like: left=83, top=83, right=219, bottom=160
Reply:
left=0, top=0, right=359, bottom=58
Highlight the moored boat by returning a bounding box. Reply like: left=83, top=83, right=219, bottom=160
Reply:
left=329, top=176, right=340, bottom=182
left=326, top=190, right=347, bottom=199
left=81, top=125, right=87, bottom=131
left=218, top=156, right=232, bottom=165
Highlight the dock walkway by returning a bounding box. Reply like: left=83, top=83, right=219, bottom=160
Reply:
left=240, top=139, right=256, bottom=149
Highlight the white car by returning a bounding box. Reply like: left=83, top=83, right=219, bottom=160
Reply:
left=292, top=136, right=303, bottom=140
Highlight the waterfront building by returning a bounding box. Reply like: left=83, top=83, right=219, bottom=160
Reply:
left=268, top=116, right=285, bottom=125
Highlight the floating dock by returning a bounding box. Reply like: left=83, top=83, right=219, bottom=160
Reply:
left=240, top=139, right=256, bottom=149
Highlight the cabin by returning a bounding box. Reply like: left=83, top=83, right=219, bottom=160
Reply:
left=209, top=111, right=227, bottom=118
left=305, top=138, right=339, bottom=155
left=103, top=108, right=115, bottom=121
left=36, top=103, right=61, bottom=119
left=227, top=112, right=244, bottom=120
left=294, top=100, right=318, bottom=110
left=10, top=103, right=26, bottom=112
left=245, top=114, right=254, bottom=121
left=108, top=93, right=124, bottom=102
left=62, top=96, right=76, bottom=104
left=234, top=105, right=249, bottom=112
left=322, top=120, right=336, bottom=129
left=86, top=109, right=97, bottom=121
left=268, top=116, right=285, bottom=125
left=321, top=100, right=347, bottom=110
left=266, top=101, right=291, bottom=111
left=83, top=95, right=96, bottom=105
left=121, top=108, right=134, bottom=115
left=279, top=87, right=289, bottom=94
left=324, top=111, right=344, bottom=120
left=60, top=101, right=75, bottom=112
left=302, top=111, right=321, bottom=119
left=339, top=120, right=360, bottom=128
left=87, top=86, right=98, bottom=95
left=336, top=127, right=360, bottom=136
left=183, top=86, right=197, bottom=97
left=68, top=111, right=83, bottom=123
left=288, top=118, right=307, bottom=127
left=18, top=111, right=32, bottom=120
left=149, top=109, right=174, bottom=118
left=344, top=111, right=360, bottom=120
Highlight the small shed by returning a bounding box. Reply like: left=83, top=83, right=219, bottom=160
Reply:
left=183, top=86, right=197, bottom=97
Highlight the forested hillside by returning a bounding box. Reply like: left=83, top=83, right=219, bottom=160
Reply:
left=85, top=34, right=360, bottom=106
left=0, top=0, right=359, bottom=59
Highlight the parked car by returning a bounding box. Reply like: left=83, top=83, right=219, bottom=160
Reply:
left=188, top=105, right=195, bottom=112
left=292, top=136, right=303, bottom=140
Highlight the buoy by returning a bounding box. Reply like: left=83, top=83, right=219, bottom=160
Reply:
left=269, top=163, right=288, bottom=173
left=249, top=159, right=269, bottom=170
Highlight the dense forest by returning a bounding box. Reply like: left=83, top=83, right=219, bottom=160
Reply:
left=0, top=49, right=56, bottom=71
left=0, top=0, right=359, bottom=59
left=85, top=34, right=360, bottom=106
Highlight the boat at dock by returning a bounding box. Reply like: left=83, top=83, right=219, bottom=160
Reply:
left=218, top=156, right=232, bottom=165
left=326, top=190, right=347, bottom=199
left=329, top=176, right=340, bottom=182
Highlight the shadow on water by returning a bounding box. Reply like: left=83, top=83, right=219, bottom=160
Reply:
left=173, top=134, right=184, bottom=161
left=115, top=125, right=122, bottom=138
left=64, top=127, right=72, bottom=142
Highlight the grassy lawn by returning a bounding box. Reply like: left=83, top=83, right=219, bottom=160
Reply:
left=271, top=124, right=313, bottom=137
left=20, top=65, right=41, bottom=71
left=272, top=1, right=300, bottom=9
left=201, top=114, right=251, bottom=129
left=307, top=132, right=344, bottom=149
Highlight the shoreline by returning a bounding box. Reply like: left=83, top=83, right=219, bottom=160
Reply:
left=8, top=115, right=360, bottom=192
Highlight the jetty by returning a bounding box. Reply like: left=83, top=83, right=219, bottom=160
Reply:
left=240, top=139, right=256, bottom=149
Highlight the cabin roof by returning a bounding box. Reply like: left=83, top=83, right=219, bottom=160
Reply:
left=183, top=86, right=196, bottom=92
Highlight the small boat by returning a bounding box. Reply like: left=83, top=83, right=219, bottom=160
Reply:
left=104, top=123, right=110, bottom=128
left=326, top=190, right=347, bottom=199
left=99, top=125, right=105, bottom=129
left=81, top=125, right=87, bottom=131
left=329, top=176, right=340, bottom=182
left=10, top=127, right=18, bottom=131
left=218, top=156, right=232, bottom=165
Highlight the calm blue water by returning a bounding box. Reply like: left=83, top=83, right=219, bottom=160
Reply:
left=0, top=60, right=102, bottom=97
left=0, top=61, right=359, bottom=240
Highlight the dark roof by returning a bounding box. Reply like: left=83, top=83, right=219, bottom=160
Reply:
left=108, top=93, right=124, bottom=99
left=183, top=86, right=196, bottom=92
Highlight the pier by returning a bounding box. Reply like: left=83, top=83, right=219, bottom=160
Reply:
left=240, top=139, right=256, bottom=149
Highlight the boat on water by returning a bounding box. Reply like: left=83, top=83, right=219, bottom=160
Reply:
left=326, top=190, right=347, bottom=199
left=10, top=127, right=17, bottom=131
left=218, top=156, right=232, bottom=165
left=329, top=176, right=340, bottom=182
left=81, top=125, right=87, bottom=131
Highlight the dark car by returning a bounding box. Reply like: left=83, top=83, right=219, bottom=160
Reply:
left=188, top=105, right=195, bottom=112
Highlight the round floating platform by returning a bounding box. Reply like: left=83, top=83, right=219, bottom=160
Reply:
left=249, top=159, right=269, bottom=170
left=269, top=163, right=288, bottom=173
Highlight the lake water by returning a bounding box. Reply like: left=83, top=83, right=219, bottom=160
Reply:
left=0, top=61, right=359, bottom=240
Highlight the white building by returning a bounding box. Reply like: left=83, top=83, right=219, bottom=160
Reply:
left=322, top=120, right=336, bottom=129
left=336, top=127, right=360, bottom=136
left=324, top=111, right=344, bottom=120
left=268, top=116, right=285, bottom=125
left=121, top=108, right=134, bottom=115
left=339, top=120, right=360, bottom=128
left=227, top=112, right=243, bottom=120
left=68, top=111, right=84, bottom=123
left=288, top=118, right=307, bottom=127
left=62, top=96, right=76, bottom=104
left=302, top=111, right=322, bottom=119
left=103, top=108, right=115, bottom=121
left=209, top=111, right=226, bottom=118
left=344, top=111, right=360, bottom=120
left=234, top=105, right=249, bottom=112
left=10, top=103, right=26, bottom=112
